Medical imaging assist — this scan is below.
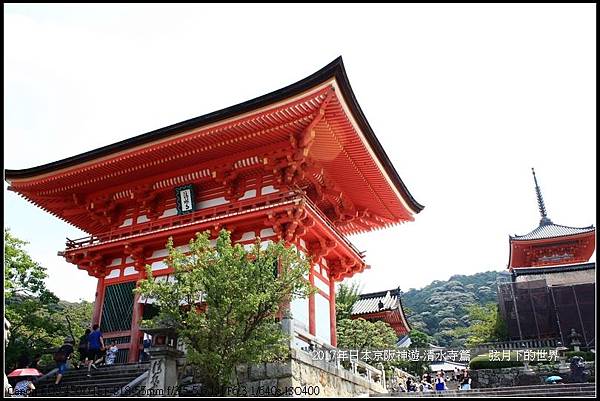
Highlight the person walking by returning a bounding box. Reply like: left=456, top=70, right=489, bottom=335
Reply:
left=28, top=355, right=41, bottom=370
left=104, top=341, right=118, bottom=365
left=434, top=372, right=447, bottom=391
left=460, top=369, right=472, bottom=390
left=54, top=338, right=74, bottom=385
left=86, top=324, right=105, bottom=377
left=12, top=376, right=35, bottom=397
left=406, top=377, right=414, bottom=392
left=77, top=329, right=91, bottom=369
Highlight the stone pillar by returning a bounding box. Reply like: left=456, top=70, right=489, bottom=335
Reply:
left=4, top=318, right=12, bottom=397
left=145, top=346, right=184, bottom=397
left=281, top=314, right=295, bottom=348
left=142, top=327, right=184, bottom=397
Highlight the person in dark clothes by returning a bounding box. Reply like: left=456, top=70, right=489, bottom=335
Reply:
left=17, top=354, right=31, bottom=369
left=28, top=354, right=41, bottom=370
left=77, top=329, right=91, bottom=369
left=86, top=324, right=105, bottom=377
left=460, top=369, right=472, bottom=390
left=54, top=338, right=74, bottom=385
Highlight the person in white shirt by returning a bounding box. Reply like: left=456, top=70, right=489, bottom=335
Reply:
left=434, top=372, right=447, bottom=391
left=104, top=341, right=118, bottom=365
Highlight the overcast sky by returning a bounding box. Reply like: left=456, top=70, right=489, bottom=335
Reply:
left=4, top=4, right=596, bottom=302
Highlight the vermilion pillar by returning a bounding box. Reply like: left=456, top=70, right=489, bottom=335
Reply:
left=308, top=269, right=316, bottom=335
left=128, top=274, right=144, bottom=362
left=92, top=277, right=106, bottom=326
left=329, top=278, right=337, bottom=347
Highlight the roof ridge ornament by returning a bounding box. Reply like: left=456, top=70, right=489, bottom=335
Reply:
left=532, top=168, right=552, bottom=226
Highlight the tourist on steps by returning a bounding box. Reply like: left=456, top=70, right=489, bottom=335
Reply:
left=105, top=341, right=118, bottom=365
left=86, top=324, right=105, bottom=377
left=77, top=329, right=91, bottom=369
left=12, top=376, right=35, bottom=397
left=460, top=369, right=472, bottom=390
left=434, top=371, right=447, bottom=391
left=54, top=338, right=74, bottom=385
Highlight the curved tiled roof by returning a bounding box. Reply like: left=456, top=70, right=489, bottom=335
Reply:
left=5, top=56, right=423, bottom=214
left=351, top=289, right=400, bottom=315
left=511, top=223, right=595, bottom=241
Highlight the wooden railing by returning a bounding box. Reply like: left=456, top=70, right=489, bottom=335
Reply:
left=65, top=190, right=302, bottom=250
left=63, top=190, right=365, bottom=261
left=474, top=338, right=560, bottom=353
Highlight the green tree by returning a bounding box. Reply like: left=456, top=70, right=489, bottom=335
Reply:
left=450, top=303, right=508, bottom=347
left=5, top=229, right=53, bottom=298
left=136, top=230, right=312, bottom=395
left=408, top=329, right=430, bottom=349
left=405, top=329, right=430, bottom=376
left=335, top=282, right=360, bottom=321
left=4, top=229, right=93, bottom=369
left=336, top=318, right=409, bottom=376
left=337, top=318, right=397, bottom=350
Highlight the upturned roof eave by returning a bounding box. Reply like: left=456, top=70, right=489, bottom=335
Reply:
left=5, top=56, right=424, bottom=214
left=509, top=224, right=595, bottom=241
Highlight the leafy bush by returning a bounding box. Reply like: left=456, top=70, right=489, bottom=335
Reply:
left=469, top=354, right=523, bottom=370
left=468, top=350, right=549, bottom=370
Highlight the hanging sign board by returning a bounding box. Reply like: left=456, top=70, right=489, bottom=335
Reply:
left=175, top=184, right=196, bottom=215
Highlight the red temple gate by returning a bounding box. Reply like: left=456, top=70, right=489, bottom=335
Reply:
left=6, top=57, right=423, bottom=362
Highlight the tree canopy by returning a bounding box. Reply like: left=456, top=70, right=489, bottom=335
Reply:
left=136, top=229, right=312, bottom=395
left=335, top=282, right=360, bottom=322
left=336, top=318, right=398, bottom=350
left=402, top=271, right=501, bottom=346
left=449, top=303, right=508, bottom=347
left=4, top=229, right=93, bottom=370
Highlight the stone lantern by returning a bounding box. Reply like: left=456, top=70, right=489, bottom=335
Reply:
left=568, top=328, right=582, bottom=352
left=555, top=342, right=569, bottom=374
left=141, top=326, right=184, bottom=397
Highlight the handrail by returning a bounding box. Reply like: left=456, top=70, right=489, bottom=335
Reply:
left=34, top=368, right=59, bottom=384
left=112, top=370, right=149, bottom=397
left=475, top=338, right=560, bottom=351
left=292, top=323, right=385, bottom=389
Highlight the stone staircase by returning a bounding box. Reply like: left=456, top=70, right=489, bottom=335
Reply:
left=387, top=382, right=596, bottom=397
left=33, top=362, right=150, bottom=397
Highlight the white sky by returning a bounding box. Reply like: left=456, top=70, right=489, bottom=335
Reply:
left=4, top=4, right=596, bottom=302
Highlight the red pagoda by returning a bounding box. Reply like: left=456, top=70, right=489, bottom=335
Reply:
left=508, top=168, right=595, bottom=272
left=498, top=168, right=595, bottom=345
left=5, top=57, right=423, bottom=362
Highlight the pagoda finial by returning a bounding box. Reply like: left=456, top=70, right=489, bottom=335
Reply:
left=532, top=168, right=552, bottom=226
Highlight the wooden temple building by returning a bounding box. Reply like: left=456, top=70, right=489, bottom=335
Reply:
left=5, top=57, right=423, bottom=363
left=350, top=288, right=411, bottom=339
left=498, top=168, right=595, bottom=346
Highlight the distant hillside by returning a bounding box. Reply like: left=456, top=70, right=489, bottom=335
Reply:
left=401, top=271, right=501, bottom=346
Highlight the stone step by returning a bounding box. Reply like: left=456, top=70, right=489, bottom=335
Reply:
left=455, top=382, right=595, bottom=392
left=468, top=384, right=595, bottom=394
left=485, top=391, right=596, bottom=397
left=390, top=388, right=596, bottom=397
left=37, top=365, right=148, bottom=379
left=32, top=363, right=149, bottom=397
left=35, top=374, right=144, bottom=389
left=389, top=384, right=596, bottom=397
left=35, top=381, right=142, bottom=397
left=48, top=370, right=146, bottom=381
